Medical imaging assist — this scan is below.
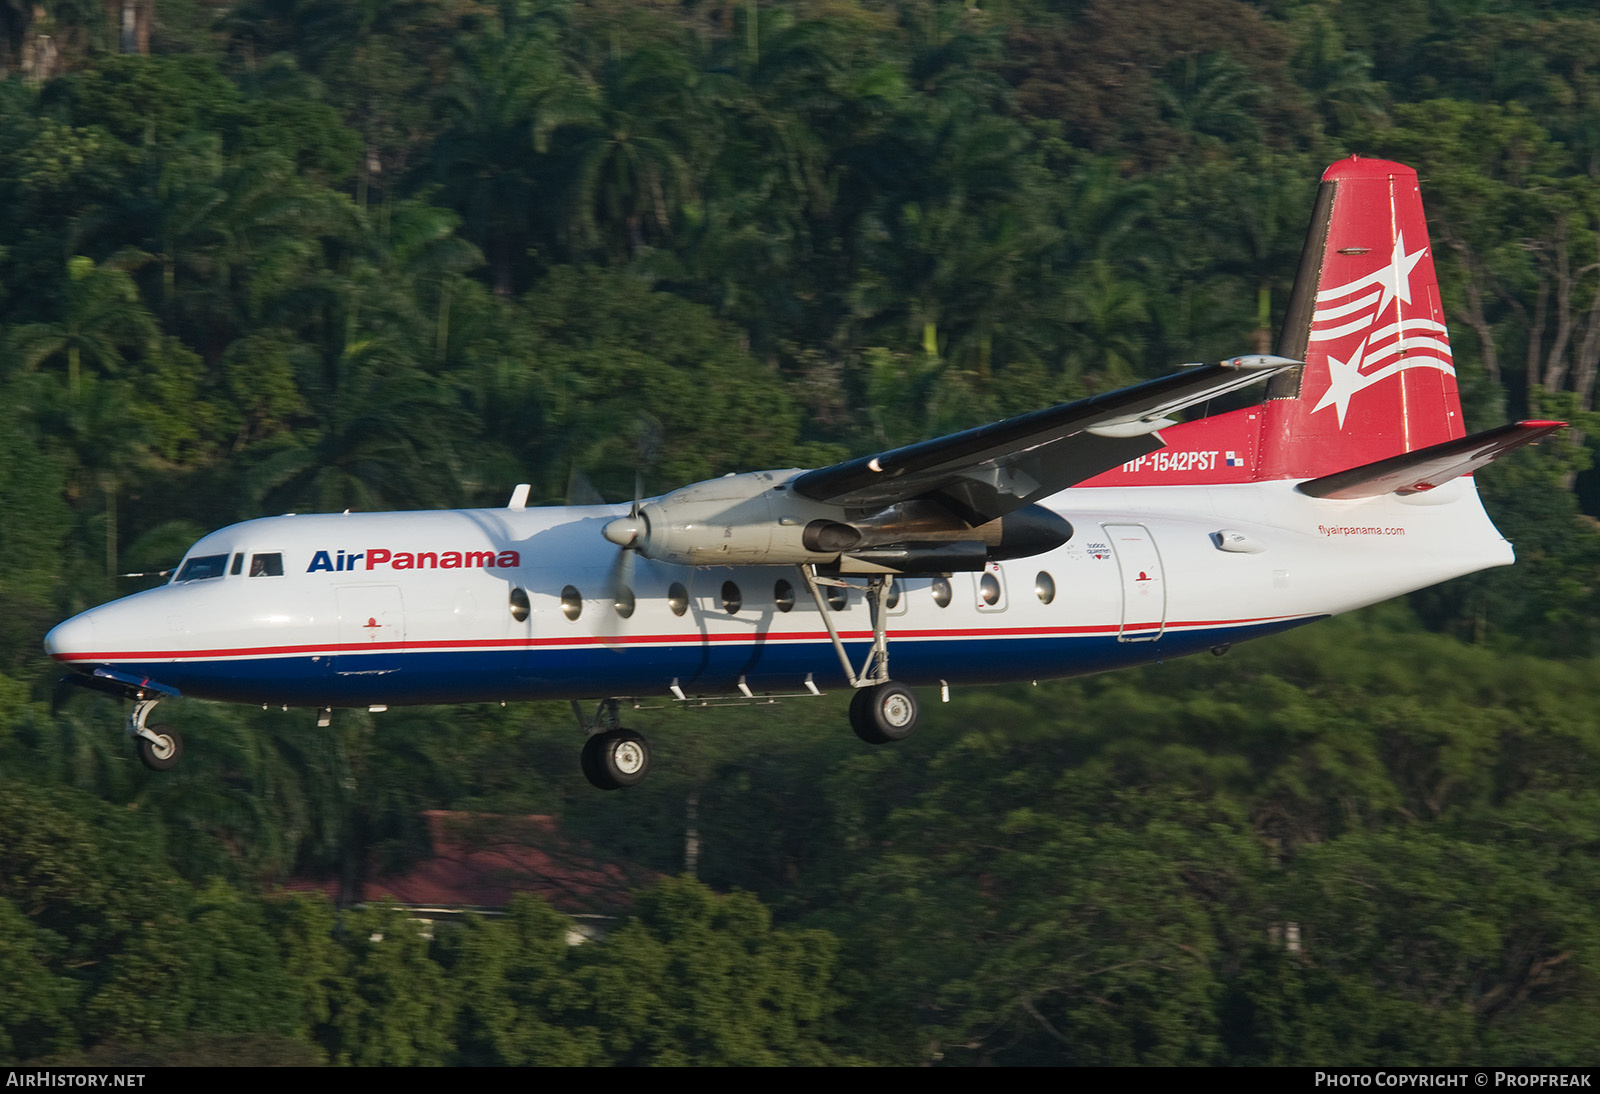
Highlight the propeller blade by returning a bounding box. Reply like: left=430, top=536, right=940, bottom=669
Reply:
left=607, top=544, right=636, bottom=604
left=566, top=465, right=606, bottom=507
left=597, top=535, right=638, bottom=647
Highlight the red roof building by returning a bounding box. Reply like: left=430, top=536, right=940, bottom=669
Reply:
left=289, top=811, right=657, bottom=926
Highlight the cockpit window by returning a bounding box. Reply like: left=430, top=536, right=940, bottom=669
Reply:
left=230, top=553, right=245, bottom=576
left=250, top=553, right=284, bottom=577
left=175, top=554, right=229, bottom=582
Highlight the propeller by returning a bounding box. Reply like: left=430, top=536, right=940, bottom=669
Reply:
left=603, top=472, right=645, bottom=618
left=580, top=415, right=662, bottom=628
left=568, top=461, right=642, bottom=617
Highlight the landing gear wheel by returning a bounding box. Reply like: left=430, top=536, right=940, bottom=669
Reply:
left=581, top=728, right=651, bottom=790
left=848, top=688, right=877, bottom=742
left=580, top=733, right=605, bottom=788
left=849, top=682, right=919, bottom=745
left=137, top=725, right=183, bottom=771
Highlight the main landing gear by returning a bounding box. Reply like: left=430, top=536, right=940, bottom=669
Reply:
left=798, top=565, right=921, bottom=747
left=848, top=681, right=919, bottom=744
left=574, top=699, right=652, bottom=791
left=129, top=697, right=184, bottom=771
left=569, top=567, right=922, bottom=790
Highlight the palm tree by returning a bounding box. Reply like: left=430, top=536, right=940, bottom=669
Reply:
left=430, top=15, right=586, bottom=294
left=8, top=255, right=157, bottom=398
left=375, top=200, right=483, bottom=365
left=133, top=702, right=350, bottom=882
left=676, top=12, right=843, bottom=352
left=1153, top=52, right=1268, bottom=156
left=240, top=336, right=470, bottom=514
left=547, top=41, right=715, bottom=261
left=23, top=371, right=151, bottom=588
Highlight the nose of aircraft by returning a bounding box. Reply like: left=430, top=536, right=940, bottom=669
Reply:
left=44, top=611, right=98, bottom=662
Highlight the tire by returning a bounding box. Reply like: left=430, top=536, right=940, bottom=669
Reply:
left=598, top=729, right=650, bottom=788
left=849, top=687, right=886, bottom=744
left=850, top=682, right=918, bottom=745
left=581, top=733, right=618, bottom=791
left=137, top=725, right=183, bottom=771
left=582, top=729, right=650, bottom=790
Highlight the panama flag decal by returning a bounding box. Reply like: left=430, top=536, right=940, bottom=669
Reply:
left=1307, top=231, right=1456, bottom=428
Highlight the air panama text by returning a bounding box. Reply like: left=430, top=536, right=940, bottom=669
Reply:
left=307, top=548, right=521, bottom=573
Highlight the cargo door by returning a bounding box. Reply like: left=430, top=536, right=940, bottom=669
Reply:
left=1103, top=524, right=1165, bottom=641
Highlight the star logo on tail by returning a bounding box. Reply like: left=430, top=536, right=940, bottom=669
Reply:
left=1372, top=232, right=1426, bottom=314
left=1307, top=233, right=1453, bottom=429
left=1313, top=338, right=1371, bottom=427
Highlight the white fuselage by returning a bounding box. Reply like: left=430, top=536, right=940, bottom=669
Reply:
left=45, top=477, right=1512, bottom=708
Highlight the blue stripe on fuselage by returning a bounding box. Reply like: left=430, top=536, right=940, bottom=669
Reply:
left=82, top=619, right=1317, bottom=707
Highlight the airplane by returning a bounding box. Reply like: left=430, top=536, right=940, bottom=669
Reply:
left=45, top=157, right=1563, bottom=790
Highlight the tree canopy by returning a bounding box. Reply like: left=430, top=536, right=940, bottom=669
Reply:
left=4, top=0, right=1600, bottom=1066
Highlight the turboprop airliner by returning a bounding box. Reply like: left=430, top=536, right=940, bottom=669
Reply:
left=46, top=158, right=1562, bottom=789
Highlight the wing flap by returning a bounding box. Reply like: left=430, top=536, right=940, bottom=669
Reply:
left=792, top=355, right=1297, bottom=520
left=1297, top=420, right=1566, bottom=500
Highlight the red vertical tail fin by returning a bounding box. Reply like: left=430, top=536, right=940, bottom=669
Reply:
left=1259, top=158, right=1465, bottom=480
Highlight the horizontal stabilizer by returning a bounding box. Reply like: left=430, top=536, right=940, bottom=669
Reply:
left=1297, top=420, right=1565, bottom=500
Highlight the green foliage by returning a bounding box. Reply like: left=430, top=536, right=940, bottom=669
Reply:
left=0, top=782, right=314, bottom=1058
left=321, top=902, right=459, bottom=1066
left=41, top=55, right=244, bottom=146
left=440, top=895, right=599, bottom=1065
left=0, top=897, right=77, bottom=1061
left=3, top=0, right=1600, bottom=1068
left=586, top=877, right=841, bottom=1065
left=522, top=264, right=813, bottom=498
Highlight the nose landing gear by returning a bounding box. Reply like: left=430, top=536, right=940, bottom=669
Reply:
left=137, top=724, right=184, bottom=771
left=129, top=697, right=184, bottom=771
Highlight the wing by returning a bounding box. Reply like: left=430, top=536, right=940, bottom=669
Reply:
left=791, top=355, right=1298, bottom=522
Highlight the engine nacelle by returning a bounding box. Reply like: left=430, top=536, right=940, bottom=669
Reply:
left=604, top=469, right=1073, bottom=571
left=620, top=470, right=837, bottom=566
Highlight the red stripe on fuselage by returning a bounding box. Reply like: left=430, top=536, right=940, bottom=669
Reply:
left=49, top=613, right=1312, bottom=663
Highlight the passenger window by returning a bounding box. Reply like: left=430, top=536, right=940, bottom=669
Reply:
left=175, top=554, right=228, bottom=583
left=721, top=581, right=742, bottom=615
left=1035, top=571, right=1056, bottom=605
left=979, top=572, right=1001, bottom=606
left=931, top=577, right=952, bottom=608
left=250, top=553, right=284, bottom=577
